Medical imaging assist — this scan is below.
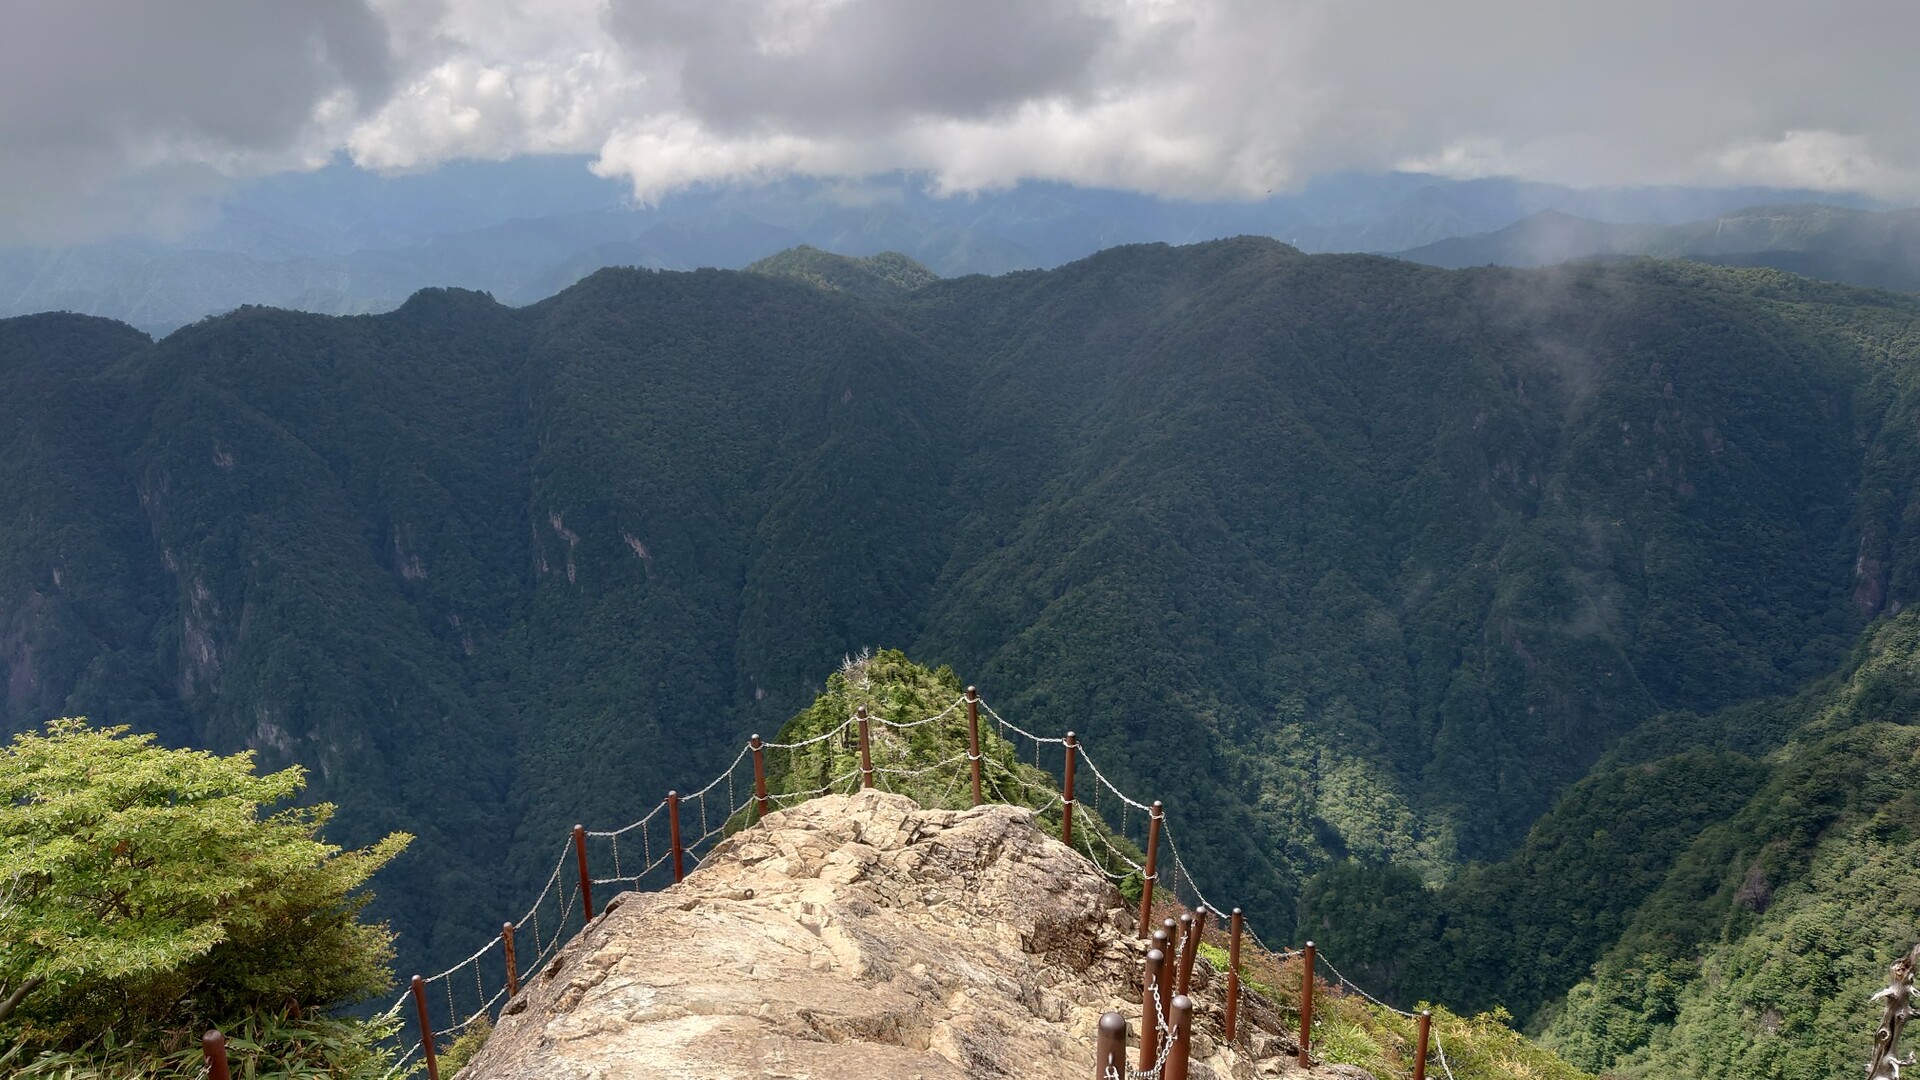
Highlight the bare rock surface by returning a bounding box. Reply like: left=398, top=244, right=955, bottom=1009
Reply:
left=461, top=791, right=1363, bottom=1080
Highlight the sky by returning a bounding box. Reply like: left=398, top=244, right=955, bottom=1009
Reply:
left=2, top=0, right=1916, bottom=244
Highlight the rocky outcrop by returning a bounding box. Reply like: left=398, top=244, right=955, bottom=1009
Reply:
left=462, top=791, right=1358, bottom=1080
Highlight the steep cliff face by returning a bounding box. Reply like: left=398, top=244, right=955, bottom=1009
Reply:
left=461, top=792, right=1336, bottom=1080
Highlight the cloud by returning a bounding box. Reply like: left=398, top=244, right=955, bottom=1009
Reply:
left=5, top=0, right=1919, bottom=242
left=0, top=0, right=393, bottom=243
left=605, top=0, right=1115, bottom=133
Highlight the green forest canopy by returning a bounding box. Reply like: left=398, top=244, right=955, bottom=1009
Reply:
left=5, top=240, right=1920, bottom=1076
left=0, top=720, right=409, bottom=1077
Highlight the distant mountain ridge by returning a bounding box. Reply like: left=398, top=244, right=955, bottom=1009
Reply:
left=745, top=246, right=938, bottom=299
left=0, top=160, right=1883, bottom=334
left=1396, top=204, right=1920, bottom=292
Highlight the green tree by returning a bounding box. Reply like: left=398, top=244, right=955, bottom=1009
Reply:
left=0, top=719, right=410, bottom=1061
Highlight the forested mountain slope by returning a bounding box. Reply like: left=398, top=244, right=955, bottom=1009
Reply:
left=1302, top=610, right=1920, bottom=1077
left=6, top=240, right=1920, bottom=994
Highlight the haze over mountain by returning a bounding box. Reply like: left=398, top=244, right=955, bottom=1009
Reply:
left=1397, top=203, right=1920, bottom=292
left=8, top=239, right=1920, bottom=1076
left=1, top=158, right=1885, bottom=335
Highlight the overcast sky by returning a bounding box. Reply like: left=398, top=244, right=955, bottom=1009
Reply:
left=3, top=0, right=1915, bottom=243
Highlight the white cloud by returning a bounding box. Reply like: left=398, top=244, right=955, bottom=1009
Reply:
left=1705, top=130, right=1899, bottom=194
left=347, top=51, right=641, bottom=169
left=5, top=0, right=1919, bottom=242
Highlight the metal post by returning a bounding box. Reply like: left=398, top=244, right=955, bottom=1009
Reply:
left=857, top=707, right=873, bottom=789
left=1299, top=940, right=1316, bottom=1067
left=1096, top=1011, right=1128, bottom=1080
left=1165, top=995, right=1194, bottom=1080
left=1157, top=921, right=1176, bottom=1031
left=1061, top=731, right=1078, bottom=844
left=411, top=975, right=440, bottom=1080
left=1178, top=907, right=1207, bottom=995
left=1224, top=908, right=1244, bottom=1042
left=751, top=735, right=770, bottom=823
left=1163, top=917, right=1181, bottom=993
left=1136, top=801, right=1163, bottom=937
left=201, top=1030, right=231, bottom=1080
left=502, top=921, right=519, bottom=998
left=1414, top=1009, right=1432, bottom=1080
left=965, top=686, right=983, bottom=807
left=572, top=824, right=594, bottom=921
left=668, top=791, right=685, bottom=883
left=1174, top=912, right=1194, bottom=993
left=1140, top=947, right=1165, bottom=1074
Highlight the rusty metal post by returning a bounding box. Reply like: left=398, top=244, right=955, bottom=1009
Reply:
left=1165, top=995, right=1194, bottom=1080
left=1136, top=800, right=1163, bottom=937
left=201, top=1030, right=231, bottom=1080
left=502, top=922, right=519, bottom=998
left=668, top=791, right=685, bottom=883
left=965, top=686, right=983, bottom=806
left=1178, top=907, right=1207, bottom=995
left=1298, top=940, right=1316, bottom=1067
left=411, top=975, right=440, bottom=1080
left=1224, top=908, right=1244, bottom=1042
left=572, top=824, right=594, bottom=921
left=1173, top=912, right=1194, bottom=993
left=1414, top=1009, right=1432, bottom=1080
left=1157, top=922, right=1176, bottom=1030
left=751, top=735, right=770, bottom=823
left=857, top=707, right=874, bottom=789
left=1061, top=731, right=1078, bottom=844
left=1163, top=917, right=1180, bottom=983
left=1139, top=947, right=1165, bottom=1073
left=1096, top=1011, right=1128, bottom=1079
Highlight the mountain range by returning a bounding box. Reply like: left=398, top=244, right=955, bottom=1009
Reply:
left=6, top=239, right=1920, bottom=1076
left=0, top=159, right=1884, bottom=335
left=1396, top=204, right=1920, bottom=293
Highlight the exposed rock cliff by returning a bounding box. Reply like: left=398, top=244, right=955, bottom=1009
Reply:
left=461, top=791, right=1354, bottom=1079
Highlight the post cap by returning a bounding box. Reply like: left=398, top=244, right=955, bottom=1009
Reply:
left=503, top=920, right=513, bottom=931
left=1172, top=993, right=1193, bottom=1012
left=856, top=705, right=867, bottom=717
left=965, top=685, right=978, bottom=698
left=1145, top=947, right=1165, bottom=963
left=1100, top=1010, right=1128, bottom=1035
left=202, top=1029, right=225, bottom=1049
left=750, top=733, right=761, bottom=743
left=411, top=974, right=425, bottom=988
left=667, top=790, right=679, bottom=800
left=1065, top=729, right=1076, bottom=739
left=1151, top=800, right=1164, bottom=812
left=1232, top=906, right=1243, bottom=915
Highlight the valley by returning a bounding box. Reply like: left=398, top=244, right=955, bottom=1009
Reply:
left=6, top=240, right=1920, bottom=1075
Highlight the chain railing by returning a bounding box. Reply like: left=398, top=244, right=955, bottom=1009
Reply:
left=343, top=686, right=1457, bottom=1080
